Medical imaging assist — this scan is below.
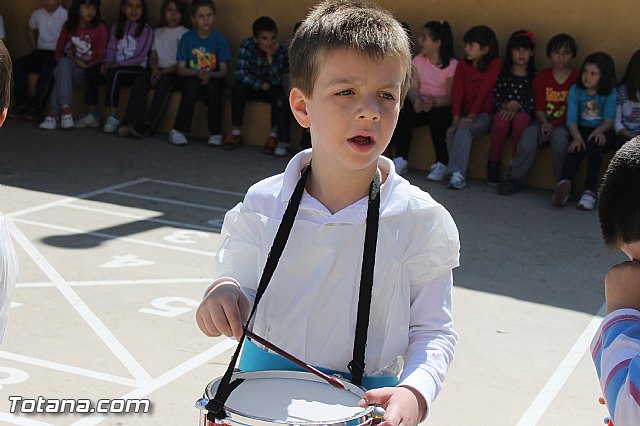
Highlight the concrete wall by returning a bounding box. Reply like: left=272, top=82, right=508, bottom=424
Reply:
left=3, top=0, right=637, bottom=78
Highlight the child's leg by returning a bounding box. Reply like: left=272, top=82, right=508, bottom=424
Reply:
left=122, top=69, right=151, bottom=125
left=550, top=124, right=571, bottom=181
left=584, top=130, right=617, bottom=192
left=173, top=77, right=202, bottom=133
left=104, top=66, right=145, bottom=115
left=559, top=126, right=591, bottom=183
left=389, top=98, right=417, bottom=160
left=448, top=113, right=491, bottom=175
left=144, top=73, right=179, bottom=131
left=203, top=78, right=226, bottom=135
left=11, top=52, right=38, bottom=109
left=510, top=112, right=532, bottom=156
left=51, top=58, right=82, bottom=112
left=83, top=64, right=103, bottom=114
left=230, top=82, right=256, bottom=132
left=269, top=85, right=291, bottom=143
left=508, top=122, right=539, bottom=181
left=34, top=50, right=56, bottom=112
left=489, top=113, right=511, bottom=162
left=424, top=106, right=452, bottom=165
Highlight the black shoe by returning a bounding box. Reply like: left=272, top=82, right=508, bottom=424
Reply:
left=497, top=176, right=521, bottom=196
left=487, top=160, right=501, bottom=185
left=130, top=123, right=148, bottom=139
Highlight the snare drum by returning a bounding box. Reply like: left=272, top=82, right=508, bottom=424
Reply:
left=196, top=370, right=384, bottom=426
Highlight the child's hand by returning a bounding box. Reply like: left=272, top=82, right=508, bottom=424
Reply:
left=422, top=97, right=434, bottom=112
left=412, top=98, right=425, bottom=113
left=459, top=115, right=474, bottom=127
left=588, top=129, right=607, bottom=146
left=266, top=42, right=279, bottom=61
left=197, top=68, right=211, bottom=84
left=618, top=128, right=633, bottom=141
left=150, top=69, right=161, bottom=85
left=261, top=82, right=271, bottom=91
left=358, top=386, right=425, bottom=426
left=100, top=62, right=113, bottom=76
left=499, top=109, right=515, bottom=121
left=196, top=281, right=250, bottom=341
left=540, top=122, right=552, bottom=142
left=568, top=138, right=586, bottom=153
left=505, top=100, right=521, bottom=112
left=605, top=260, right=640, bottom=315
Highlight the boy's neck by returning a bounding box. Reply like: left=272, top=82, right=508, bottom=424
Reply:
left=552, top=66, right=572, bottom=84
left=197, top=28, right=213, bottom=38
left=306, top=160, right=382, bottom=215
left=44, top=5, right=60, bottom=14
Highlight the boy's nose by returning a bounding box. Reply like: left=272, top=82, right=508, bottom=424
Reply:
left=357, top=104, right=380, bottom=121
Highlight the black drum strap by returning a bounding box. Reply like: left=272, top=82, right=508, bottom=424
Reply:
left=207, top=164, right=381, bottom=420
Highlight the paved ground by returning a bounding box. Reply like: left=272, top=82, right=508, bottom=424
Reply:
left=0, top=118, right=620, bottom=425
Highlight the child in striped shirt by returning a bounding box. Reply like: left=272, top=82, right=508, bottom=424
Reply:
left=591, top=136, right=640, bottom=426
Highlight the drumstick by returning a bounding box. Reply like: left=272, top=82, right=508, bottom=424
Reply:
left=245, top=329, right=346, bottom=390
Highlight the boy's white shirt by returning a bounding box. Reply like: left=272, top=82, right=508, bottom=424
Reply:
left=208, top=150, right=460, bottom=408
left=0, top=213, right=18, bottom=343
left=29, top=6, right=68, bottom=51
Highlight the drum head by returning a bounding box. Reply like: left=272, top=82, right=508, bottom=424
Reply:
left=206, top=370, right=374, bottom=424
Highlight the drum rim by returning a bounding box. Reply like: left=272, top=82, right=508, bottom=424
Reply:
left=205, top=370, right=375, bottom=425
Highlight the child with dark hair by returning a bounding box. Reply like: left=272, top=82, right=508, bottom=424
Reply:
left=39, top=0, right=107, bottom=130
left=553, top=52, right=618, bottom=210
left=446, top=25, right=500, bottom=189
left=389, top=20, right=457, bottom=179
left=224, top=16, right=291, bottom=156
left=10, top=0, right=67, bottom=120
left=167, top=0, right=231, bottom=146
left=591, top=136, right=640, bottom=426
left=498, top=33, right=578, bottom=195
left=615, top=50, right=640, bottom=145
left=0, top=39, right=18, bottom=343
left=99, top=0, right=154, bottom=134
left=487, top=30, right=536, bottom=185
left=118, top=0, right=190, bottom=138
left=196, top=1, right=459, bottom=424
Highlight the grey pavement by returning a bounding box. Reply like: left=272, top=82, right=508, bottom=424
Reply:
left=0, top=118, right=620, bottom=425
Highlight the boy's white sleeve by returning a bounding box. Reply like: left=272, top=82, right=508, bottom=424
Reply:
left=0, top=214, right=19, bottom=343
left=591, top=309, right=640, bottom=426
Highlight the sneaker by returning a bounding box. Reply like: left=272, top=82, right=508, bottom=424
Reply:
left=447, top=171, right=466, bottom=189
left=487, top=160, right=501, bottom=185
left=497, top=176, right=522, bottom=196
left=223, top=134, right=243, bottom=150
left=427, top=162, right=448, bottom=181
left=263, top=136, right=277, bottom=154
left=393, top=156, right=408, bottom=175
left=75, top=112, right=100, bottom=129
left=38, top=115, right=57, bottom=130
left=208, top=134, right=223, bottom=146
left=103, top=115, right=119, bottom=133
left=274, top=142, right=290, bottom=157
left=129, top=123, right=148, bottom=139
left=168, top=129, right=188, bottom=145
left=117, top=125, right=131, bottom=137
left=60, top=113, right=74, bottom=129
left=552, top=179, right=572, bottom=207
left=577, top=190, right=597, bottom=211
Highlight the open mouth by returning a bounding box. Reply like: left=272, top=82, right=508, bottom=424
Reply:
left=349, top=136, right=373, bottom=145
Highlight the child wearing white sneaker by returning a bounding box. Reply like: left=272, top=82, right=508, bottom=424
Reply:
left=168, top=0, right=231, bottom=146
left=389, top=21, right=457, bottom=180
left=552, top=52, right=618, bottom=210
left=39, top=0, right=107, bottom=131
left=99, top=0, right=153, bottom=134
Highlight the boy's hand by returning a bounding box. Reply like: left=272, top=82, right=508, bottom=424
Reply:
left=196, top=281, right=250, bottom=341
left=568, top=138, right=586, bottom=153
left=358, top=386, right=425, bottom=426
left=197, top=68, right=211, bottom=84
left=605, top=260, right=640, bottom=315
left=588, top=129, right=606, bottom=146
left=540, top=122, right=552, bottom=142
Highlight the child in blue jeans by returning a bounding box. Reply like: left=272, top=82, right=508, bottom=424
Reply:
left=168, top=0, right=231, bottom=146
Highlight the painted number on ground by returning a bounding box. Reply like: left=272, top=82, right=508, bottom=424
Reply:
left=100, top=255, right=155, bottom=268
left=139, top=297, right=200, bottom=318
left=163, top=230, right=210, bottom=244
left=0, top=367, right=29, bottom=385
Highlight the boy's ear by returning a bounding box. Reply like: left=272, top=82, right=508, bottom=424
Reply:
left=290, top=87, right=310, bottom=129
left=0, top=108, right=6, bottom=127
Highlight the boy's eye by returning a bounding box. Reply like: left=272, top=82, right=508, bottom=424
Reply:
left=335, top=89, right=354, bottom=96
left=379, top=92, right=397, bottom=101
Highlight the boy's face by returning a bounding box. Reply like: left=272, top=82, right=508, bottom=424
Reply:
left=290, top=49, right=403, bottom=175
left=192, top=6, right=215, bottom=33
left=122, top=0, right=143, bottom=23
left=549, top=46, right=573, bottom=71
left=253, top=31, right=277, bottom=54
left=42, top=0, right=61, bottom=12
left=621, top=241, right=640, bottom=261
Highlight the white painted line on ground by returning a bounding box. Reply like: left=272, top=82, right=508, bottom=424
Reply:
left=110, top=191, right=230, bottom=212
left=146, top=178, right=246, bottom=197
left=13, top=219, right=216, bottom=257
left=8, top=222, right=152, bottom=383
left=0, top=350, right=138, bottom=387
left=70, top=338, right=237, bottom=426
left=17, top=278, right=212, bottom=288
left=0, top=413, right=54, bottom=426
left=64, top=203, right=218, bottom=232
left=516, top=303, right=606, bottom=426
left=5, top=178, right=149, bottom=219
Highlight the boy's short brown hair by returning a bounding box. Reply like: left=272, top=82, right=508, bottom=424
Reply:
left=0, top=40, right=11, bottom=110
left=191, top=0, right=215, bottom=17
left=288, top=0, right=411, bottom=100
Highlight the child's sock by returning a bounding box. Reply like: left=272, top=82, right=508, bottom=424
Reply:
left=270, top=131, right=277, bottom=138
left=232, top=129, right=242, bottom=136
left=61, top=105, right=72, bottom=116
